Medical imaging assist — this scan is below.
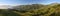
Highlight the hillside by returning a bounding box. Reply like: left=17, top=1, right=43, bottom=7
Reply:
left=0, top=3, right=60, bottom=16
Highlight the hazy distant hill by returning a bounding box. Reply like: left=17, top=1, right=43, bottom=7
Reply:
left=0, top=5, right=8, bottom=9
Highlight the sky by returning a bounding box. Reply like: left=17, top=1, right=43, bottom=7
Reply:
left=0, top=0, right=60, bottom=6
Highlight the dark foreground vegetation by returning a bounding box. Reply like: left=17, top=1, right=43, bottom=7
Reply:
left=0, top=3, right=60, bottom=16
